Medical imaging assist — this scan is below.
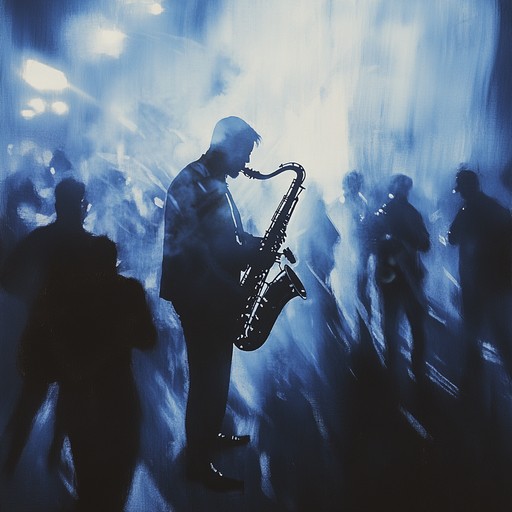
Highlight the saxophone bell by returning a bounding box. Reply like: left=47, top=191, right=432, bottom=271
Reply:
left=236, top=264, right=307, bottom=352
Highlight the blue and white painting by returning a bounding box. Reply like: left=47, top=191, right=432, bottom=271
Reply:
left=1, top=1, right=512, bottom=511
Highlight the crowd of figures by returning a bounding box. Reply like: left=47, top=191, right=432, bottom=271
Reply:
left=331, top=166, right=512, bottom=398
left=0, top=117, right=511, bottom=511
left=326, top=166, right=512, bottom=511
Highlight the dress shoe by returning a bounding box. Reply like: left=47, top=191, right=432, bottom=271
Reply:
left=186, top=462, right=244, bottom=493
left=216, top=433, right=250, bottom=448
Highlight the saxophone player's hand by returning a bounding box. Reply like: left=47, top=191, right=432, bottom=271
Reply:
left=242, top=234, right=275, bottom=269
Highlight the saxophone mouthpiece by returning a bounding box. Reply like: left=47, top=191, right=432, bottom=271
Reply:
left=242, top=167, right=259, bottom=178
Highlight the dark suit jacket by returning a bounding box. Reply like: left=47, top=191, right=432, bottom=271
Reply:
left=160, top=157, right=257, bottom=318
left=449, top=192, right=512, bottom=294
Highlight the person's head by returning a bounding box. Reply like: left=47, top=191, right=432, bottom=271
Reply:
left=54, top=178, right=87, bottom=225
left=342, top=170, right=363, bottom=199
left=208, top=116, right=261, bottom=178
left=49, top=149, right=72, bottom=174
left=453, top=169, right=480, bottom=200
left=389, top=174, right=413, bottom=199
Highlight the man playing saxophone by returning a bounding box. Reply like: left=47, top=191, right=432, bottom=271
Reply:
left=160, top=116, right=265, bottom=492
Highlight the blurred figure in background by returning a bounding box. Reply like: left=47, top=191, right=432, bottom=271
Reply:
left=372, top=174, right=431, bottom=386
left=341, top=170, right=372, bottom=320
left=449, top=169, right=512, bottom=392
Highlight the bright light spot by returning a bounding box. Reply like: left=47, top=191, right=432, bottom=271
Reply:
left=149, top=3, right=164, bottom=15
left=51, top=101, right=69, bottom=115
left=22, top=60, right=69, bottom=91
left=91, top=29, right=127, bottom=58
left=154, top=197, right=164, bottom=208
left=21, top=109, right=36, bottom=119
left=50, top=167, right=56, bottom=175
left=28, top=98, right=46, bottom=114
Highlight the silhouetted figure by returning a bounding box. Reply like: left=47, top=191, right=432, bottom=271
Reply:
left=160, top=116, right=263, bottom=492
left=46, top=237, right=156, bottom=512
left=372, top=174, right=430, bottom=384
left=0, top=148, right=69, bottom=253
left=341, top=171, right=371, bottom=318
left=0, top=177, right=38, bottom=258
left=448, top=169, right=512, bottom=388
left=1, top=178, right=93, bottom=475
left=48, top=149, right=72, bottom=175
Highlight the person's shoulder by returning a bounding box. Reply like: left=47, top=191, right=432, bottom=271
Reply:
left=30, top=221, right=57, bottom=236
left=484, top=192, right=508, bottom=208
left=170, top=160, right=205, bottom=186
left=479, top=193, right=511, bottom=219
left=392, top=199, right=422, bottom=218
left=166, top=164, right=199, bottom=203
left=114, top=276, right=151, bottom=313
left=116, top=275, right=145, bottom=295
left=408, top=201, right=424, bottom=217
left=90, top=233, right=116, bottom=246
left=18, top=222, right=58, bottom=247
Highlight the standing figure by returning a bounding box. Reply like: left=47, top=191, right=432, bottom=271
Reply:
left=448, top=169, right=512, bottom=387
left=341, top=171, right=371, bottom=318
left=160, top=116, right=263, bottom=491
left=1, top=178, right=94, bottom=474
left=373, top=174, right=430, bottom=383
left=48, top=237, right=156, bottom=512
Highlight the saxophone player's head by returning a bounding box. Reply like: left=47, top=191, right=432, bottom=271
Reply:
left=208, top=116, right=261, bottom=179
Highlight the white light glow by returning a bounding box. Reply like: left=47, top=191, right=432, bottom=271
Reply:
left=22, top=60, right=69, bottom=91
left=21, top=109, right=36, bottom=119
left=91, top=29, right=127, bottom=58
left=28, top=98, right=46, bottom=114
left=149, top=3, right=164, bottom=15
left=51, top=101, right=69, bottom=115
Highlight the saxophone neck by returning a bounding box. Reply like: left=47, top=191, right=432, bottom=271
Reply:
left=242, top=162, right=306, bottom=184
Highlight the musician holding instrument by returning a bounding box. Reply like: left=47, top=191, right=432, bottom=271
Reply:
left=160, top=116, right=265, bottom=492
left=372, top=174, right=430, bottom=388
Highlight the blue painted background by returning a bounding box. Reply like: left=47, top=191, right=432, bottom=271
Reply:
left=1, top=1, right=512, bottom=510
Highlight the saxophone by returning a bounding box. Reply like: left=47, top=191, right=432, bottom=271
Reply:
left=235, top=162, right=307, bottom=351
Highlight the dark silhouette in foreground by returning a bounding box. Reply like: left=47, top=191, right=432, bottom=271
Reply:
left=48, top=237, right=156, bottom=511
left=1, top=178, right=156, bottom=511
left=1, top=178, right=95, bottom=476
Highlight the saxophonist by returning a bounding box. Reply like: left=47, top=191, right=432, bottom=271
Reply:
left=160, top=117, right=266, bottom=491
